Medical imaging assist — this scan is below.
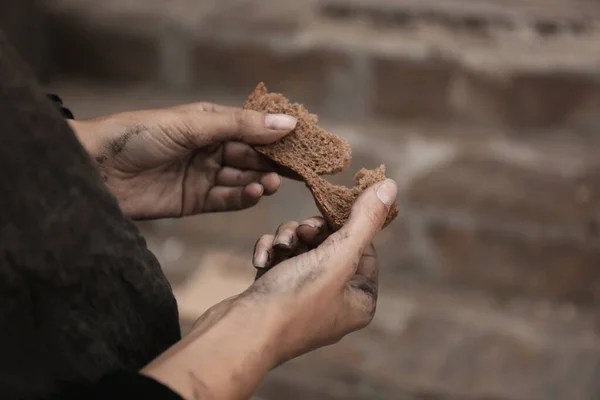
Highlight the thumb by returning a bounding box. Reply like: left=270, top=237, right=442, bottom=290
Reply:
left=181, top=107, right=298, bottom=145
left=338, top=179, right=397, bottom=253
left=310, top=179, right=396, bottom=282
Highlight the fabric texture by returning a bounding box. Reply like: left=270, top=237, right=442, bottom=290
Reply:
left=0, top=31, right=181, bottom=399
left=52, top=373, right=184, bottom=400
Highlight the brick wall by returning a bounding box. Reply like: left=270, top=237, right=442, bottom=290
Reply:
left=43, top=0, right=600, bottom=130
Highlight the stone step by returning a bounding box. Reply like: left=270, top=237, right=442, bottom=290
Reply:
left=41, top=0, right=600, bottom=131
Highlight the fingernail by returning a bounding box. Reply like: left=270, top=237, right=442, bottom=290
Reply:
left=299, top=221, right=322, bottom=233
left=376, top=179, right=397, bottom=210
left=265, top=114, right=297, bottom=131
left=274, top=230, right=293, bottom=247
left=253, top=248, right=268, bottom=269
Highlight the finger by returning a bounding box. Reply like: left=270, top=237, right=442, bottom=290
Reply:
left=273, top=221, right=300, bottom=251
left=256, top=241, right=311, bottom=281
left=314, top=179, right=396, bottom=277
left=215, top=167, right=265, bottom=186
left=339, top=179, right=397, bottom=255
left=271, top=221, right=301, bottom=268
left=203, top=183, right=263, bottom=212
left=180, top=108, right=297, bottom=145
left=253, top=234, right=275, bottom=269
left=296, top=217, right=330, bottom=247
left=181, top=102, right=241, bottom=114
left=215, top=168, right=281, bottom=196
left=260, top=173, right=281, bottom=196
left=223, top=142, right=274, bottom=171
left=222, top=140, right=303, bottom=182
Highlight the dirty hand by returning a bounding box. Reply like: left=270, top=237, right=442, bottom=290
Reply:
left=69, top=103, right=297, bottom=219
left=142, top=179, right=397, bottom=400
left=248, top=178, right=397, bottom=363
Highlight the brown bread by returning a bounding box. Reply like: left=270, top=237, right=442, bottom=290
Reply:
left=244, top=83, right=399, bottom=229
left=244, top=82, right=352, bottom=176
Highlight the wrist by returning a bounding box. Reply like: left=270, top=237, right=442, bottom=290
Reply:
left=142, top=295, right=283, bottom=399
left=68, top=119, right=104, bottom=161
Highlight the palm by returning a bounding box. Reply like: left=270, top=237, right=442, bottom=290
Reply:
left=76, top=102, right=298, bottom=220
left=100, top=124, right=281, bottom=220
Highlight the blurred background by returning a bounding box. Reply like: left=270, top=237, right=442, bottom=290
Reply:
left=3, top=0, right=600, bottom=398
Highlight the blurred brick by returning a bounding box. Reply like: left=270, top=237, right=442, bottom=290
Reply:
left=428, top=222, right=600, bottom=304
left=257, top=375, right=441, bottom=400
left=375, top=217, right=420, bottom=276
left=372, top=55, right=458, bottom=121
left=48, top=16, right=159, bottom=81
left=193, top=43, right=350, bottom=109
left=256, top=289, right=600, bottom=400
left=373, top=312, right=600, bottom=400
left=408, top=156, right=600, bottom=229
left=42, top=0, right=600, bottom=133
left=454, top=68, right=600, bottom=129
left=198, top=0, right=309, bottom=35
left=320, top=0, right=600, bottom=30
left=257, top=379, right=357, bottom=400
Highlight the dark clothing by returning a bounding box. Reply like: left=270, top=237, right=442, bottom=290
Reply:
left=47, top=94, right=74, bottom=119
left=88, top=373, right=183, bottom=400
left=0, top=31, right=181, bottom=399
left=54, top=373, right=183, bottom=400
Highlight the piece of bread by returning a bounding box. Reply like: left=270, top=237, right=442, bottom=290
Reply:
left=244, top=82, right=352, bottom=176
left=243, top=83, right=399, bottom=229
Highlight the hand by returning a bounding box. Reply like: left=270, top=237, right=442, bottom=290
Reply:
left=69, top=103, right=297, bottom=220
left=248, top=178, right=397, bottom=363
left=141, top=179, right=397, bottom=399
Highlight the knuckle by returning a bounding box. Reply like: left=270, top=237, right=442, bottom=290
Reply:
left=232, top=109, right=245, bottom=127
left=194, top=102, right=214, bottom=112
left=232, top=109, right=257, bottom=131
left=179, top=102, right=210, bottom=113
left=236, top=171, right=248, bottom=185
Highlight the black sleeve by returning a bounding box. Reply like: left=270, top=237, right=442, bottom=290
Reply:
left=81, top=372, right=184, bottom=400
left=0, top=28, right=181, bottom=399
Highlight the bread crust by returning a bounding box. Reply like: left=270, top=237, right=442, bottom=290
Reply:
left=244, top=82, right=399, bottom=229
